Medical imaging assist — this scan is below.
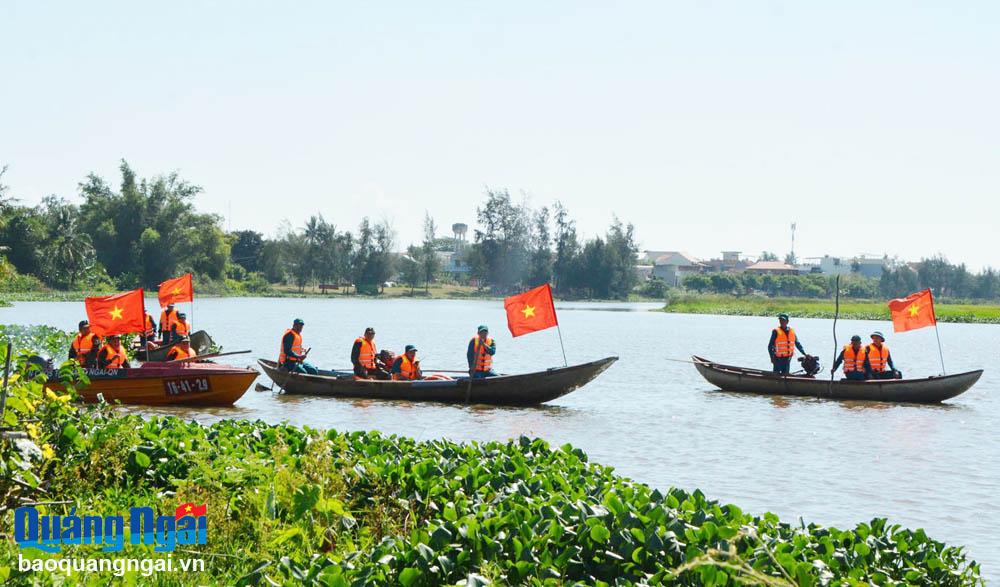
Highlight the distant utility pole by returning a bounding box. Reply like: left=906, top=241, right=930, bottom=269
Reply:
left=790, top=222, right=797, bottom=260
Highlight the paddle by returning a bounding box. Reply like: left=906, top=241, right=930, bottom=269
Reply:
left=169, top=350, right=252, bottom=363
left=828, top=275, right=841, bottom=396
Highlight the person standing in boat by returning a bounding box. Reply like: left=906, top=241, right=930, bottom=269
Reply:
left=159, top=303, right=178, bottom=345
left=97, top=334, right=131, bottom=369
left=167, top=336, right=197, bottom=361
left=141, top=311, right=157, bottom=348
left=69, top=320, right=101, bottom=368
left=171, top=312, right=192, bottom=342
left=352, top=327, right=387, bottom=380
left=279, top=318, right=318, bottom=374
left=767, top=313, right=807, bottom=375
left=831, top=335, right=867, bottom=381
left=864, top=331, right=900, bottom=379
left=391, top=345, right=422, bottom=381
left=468, top=325, right=497, bottom=378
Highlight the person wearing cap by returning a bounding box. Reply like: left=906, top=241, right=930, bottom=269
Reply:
left=171, top=312, right=192, bottom=342
left=767, top=313, right=807, bottom=375
left=467, top=325, right=497, bottom=378
left=159, top=303, right=178, bottom=344
left=97, top=334, right=131, bottom=369
left=167, top=336, right=197, bottom=361
left=391, top=345, right=422, bottom=381
left=864, top=331, right=899, bottom=379
left=831, top=335, right=867, bottom=380
left=352, top=327, right=386, bottom=380
left=69, top=320, right=101, bottom=368
left=279, top=319, right=318, bottom=374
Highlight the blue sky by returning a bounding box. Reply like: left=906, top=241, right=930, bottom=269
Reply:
left=2, top=1, right=997, bottom=268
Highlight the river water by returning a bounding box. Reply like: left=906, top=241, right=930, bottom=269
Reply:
left=3, top=298, right=998, bottom=576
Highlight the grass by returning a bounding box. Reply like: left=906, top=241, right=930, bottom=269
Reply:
left=662, top=293, right=1000, bottom=324
left=0, top=325, right=985, bottom=585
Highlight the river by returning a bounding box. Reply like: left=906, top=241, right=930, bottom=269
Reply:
left=3, top=297, right=998, bottom=576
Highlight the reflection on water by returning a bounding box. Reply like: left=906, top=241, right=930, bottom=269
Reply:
left=3, top=298, right=998, bottom=577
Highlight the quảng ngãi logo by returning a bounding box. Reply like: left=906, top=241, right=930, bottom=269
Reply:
left=14, top=502, right=208, bottom=553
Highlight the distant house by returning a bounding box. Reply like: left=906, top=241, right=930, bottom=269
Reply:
left=436, top=251, right=470, bottom=274
left=650, top=251, right=705, bottom=286
left=745, top=261, right=799, bottom=276
left=635, top=265, right=654, bottom=281
left=817, top=255, right=889, bottom=278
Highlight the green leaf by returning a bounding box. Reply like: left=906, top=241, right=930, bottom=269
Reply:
left=133, top=451, right=151, bottom=469
left=590, top=525, right=611, bottom=544
left=853, top=541, right=871, bottom=557
left=398, top=568, right=421, bottom=587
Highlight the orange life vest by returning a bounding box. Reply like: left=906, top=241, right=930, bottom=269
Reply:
left=278, top=329, right=304, bottom=365
left=472, top=337, right=494, bottom=372
left=773, top=328, right=796, bottom=358
left=144, top=314, right=156, bottom=337
left=99, top=344, right=128, bottom=369
left=160, top=308, right=177, bottom=333
left=71, top=333, right=99, bottom=366
left=167, top=346, right=196, bottom=361
left=355, top=337, right=377, bottom=369
left=866, top=344, right=889, bottom=372
left=173, top=319, right=191, bottom=337
left=842, top=344, right=865, bottom=374
left=393, top=355, right=420, bottom=381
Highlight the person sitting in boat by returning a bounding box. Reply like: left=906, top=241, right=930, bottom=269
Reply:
left=831, top=335, right=867, bottom=381
left=141, top=311, right=157, bottom=348
left=159, top=303, right=178, bottom=345
left=865, top=331, right=900, bottom=379
left=171, top=312, right=192, bottom=342
left=279, top=318, right=319, bottom=374
left=69, top=320, right=101, bottom=368
left=768, top=313, right=808, bottom=375
left=391, top=345, right=422, bottom=381
left=167, top=336, right=198, bottom=361
left=97, top=334, right=131, bottom=369
left=352, top=327, right=388, bottom=380
left=468, top=325, right=497, bottom=378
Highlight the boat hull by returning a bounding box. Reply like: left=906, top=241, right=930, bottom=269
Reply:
left=692, top=356, right=982, bottom=403
left=48, top=362, right=257, bottom=407
left=258, top=357, right=618, bottom=406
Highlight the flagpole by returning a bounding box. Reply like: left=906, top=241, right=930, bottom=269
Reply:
left=933, top=322, right=946, bottom=375
left=555, top=325, right=568, bottom=367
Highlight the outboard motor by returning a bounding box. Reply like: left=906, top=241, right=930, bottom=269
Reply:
left=797, top=354, right=822, bottom=377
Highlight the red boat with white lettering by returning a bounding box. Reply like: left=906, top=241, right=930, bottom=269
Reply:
left=47, top=360, right=258, bottom=407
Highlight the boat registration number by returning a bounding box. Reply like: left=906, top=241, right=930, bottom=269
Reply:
left=164, top=376, right=212, bottom=395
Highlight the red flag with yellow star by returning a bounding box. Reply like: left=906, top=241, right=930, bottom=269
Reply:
left=504, top=284, right=558, bottom=337
left=158, top=273, right=194, bottom=307
left=174, top=502, right=208, bottom=519
left=85, top=289, right=146, bottom=336
left=888, top=289, right=937, bottom=333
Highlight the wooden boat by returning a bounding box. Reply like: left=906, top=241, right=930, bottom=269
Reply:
left=692, top=356, right=982, bottom=403
left=257, top=356, right=618, bottom=406
left=137, top=330, right=214, bottom=362
left=47, top=361, right=258, bottom=407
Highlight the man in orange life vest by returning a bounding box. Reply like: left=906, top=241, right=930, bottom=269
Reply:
left=171, top=312, right=192, bottom=342
left=831, top=335, right=867, bottom=381
left=279, top=318, right=318, bottom=374
left=141, top=311, right=157, bottom=348
left=391, top=345, right=422, bottom=381
left=97, top=334, right=131, bottom=369
left=68, top=320, right=101, bottom=368
left=352, top=327, right=387, bottom=379
left=167, top=336, right=198, bottom=361
left=767, top=313, right=807, bottom=375
left=864, top=331, right=900, bottom=379
left=467, top=324, right=497, bottom=378
left=159, top=303, right=178, bottom=345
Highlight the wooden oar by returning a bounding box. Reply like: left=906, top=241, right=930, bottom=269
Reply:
left=169, top=350, right=252, bottom=363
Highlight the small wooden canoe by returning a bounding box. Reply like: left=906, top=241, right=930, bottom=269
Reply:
left=47, top=362, right=258, bottom=407
left=692, top=356, right=982, bottom=403
left=136, top=330, right=214, bottom=362
left=257, top=356, right=618, bottom=406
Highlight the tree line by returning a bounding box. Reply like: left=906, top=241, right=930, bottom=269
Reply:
left=678, top=259, right=1000, bottom=301
left=0, top=163, right=639, bottom=299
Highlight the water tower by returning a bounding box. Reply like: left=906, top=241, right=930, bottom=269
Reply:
left=452, top=223, right=468, bottom=251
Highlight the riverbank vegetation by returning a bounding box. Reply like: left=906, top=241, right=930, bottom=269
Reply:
left=0, top=326, right=984, bottom=585
left=663, top=293, right=1000, bottom=324
left=1, top=163, right=639, bottom=301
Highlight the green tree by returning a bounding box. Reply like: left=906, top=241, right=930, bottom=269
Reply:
left=472, top=189, right=531, bottom=293
left=231, top=230, right=264, bottom=273
left=527, top=206, right=553, bottom=287
left=421, top=212, right=440, bottom=292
